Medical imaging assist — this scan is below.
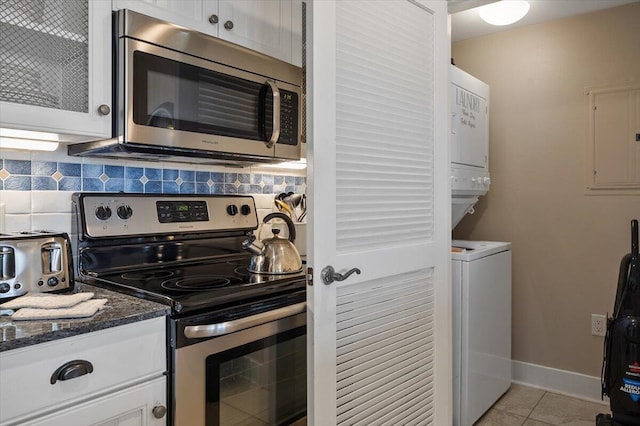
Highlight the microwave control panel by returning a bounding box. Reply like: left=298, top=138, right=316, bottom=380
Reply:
left=278, top=90, right=299, bottom=146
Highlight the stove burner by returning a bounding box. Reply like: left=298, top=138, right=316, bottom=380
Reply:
left=234, top=266, right=249, bottom=275
left=161, top=275, right=232, bottom=291
left=122, top=271, right=175, bottom=280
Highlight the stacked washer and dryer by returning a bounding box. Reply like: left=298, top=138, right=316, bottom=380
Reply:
left=451, top=65, right=513, bottom=426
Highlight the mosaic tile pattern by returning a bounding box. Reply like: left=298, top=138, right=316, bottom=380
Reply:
left=0, top=159, right=306, bottom=195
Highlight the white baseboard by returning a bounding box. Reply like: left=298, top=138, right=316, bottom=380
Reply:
left=512, top=360, right=609, bottom=405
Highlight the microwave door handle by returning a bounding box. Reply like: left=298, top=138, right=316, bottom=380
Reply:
left=265, top=80, right=281, bottom=149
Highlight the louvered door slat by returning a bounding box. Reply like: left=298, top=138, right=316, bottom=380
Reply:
left=338, top=351, right=428, bottom=399
left=337, top=331, right=431, bottom=382
left=338, top=329, right=434, bottom=372
left=337, top=295, right=432, bottom=333
left=337, top=343, right=428, bottom=395
left=401, top=403, right=435, bottom=426
left=336, top=267, right=434, bottom=424
left=337, top=328, right=434, bottom=371
left=337, top=369, right=433, bottom=424
left=337, top=313, right=432, bottom=354
left=337, top=279, right=430, bottom=310
left=335, top=0, right=434, bottom=254
left=371, top=384, right=435, bottom=426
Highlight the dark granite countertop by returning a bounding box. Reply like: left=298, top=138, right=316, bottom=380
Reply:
left=0, top=283, right=169, bottom=352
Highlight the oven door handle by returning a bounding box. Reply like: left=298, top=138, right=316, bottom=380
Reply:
left=183, top=302, right=306, bottom=339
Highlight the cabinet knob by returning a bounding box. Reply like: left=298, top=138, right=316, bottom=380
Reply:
left=224, top=20, right=234, bottom=30
left=97, top=104, right=110, bottom=116
left=152, top=405, right=167, bottom=419
left=208, top=14, right=218, bottom=24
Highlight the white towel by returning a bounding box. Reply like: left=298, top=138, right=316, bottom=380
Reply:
left=0, top=292, right=94, bottom=309
left=11, top=299, right=108, bottom=321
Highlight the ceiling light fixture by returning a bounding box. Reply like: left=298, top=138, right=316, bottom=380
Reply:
left=478, top=0, right=530, bottom=26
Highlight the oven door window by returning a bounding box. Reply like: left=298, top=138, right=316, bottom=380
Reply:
left=206, top=326, right=306, bottom=425
left=132, top=51, right=298, bottom=145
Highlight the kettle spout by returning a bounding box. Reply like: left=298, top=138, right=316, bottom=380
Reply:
left=242, top=235, right=265, bottom=256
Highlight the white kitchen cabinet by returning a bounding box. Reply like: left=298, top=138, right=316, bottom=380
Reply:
left=18, top=378, right=166, bottom=426
left=0, top=317, right=167, bottom=426
left=0, top=0, right=112, bottom=141
left=112, top=0, right=302, bottom=65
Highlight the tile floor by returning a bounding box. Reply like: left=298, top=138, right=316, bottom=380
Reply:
left=475, top=384, right=610, bottom=426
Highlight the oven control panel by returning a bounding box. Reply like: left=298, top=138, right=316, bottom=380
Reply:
left=76, top=194, right=258, bottom=238
left=157, top=200, right=209, bottom=223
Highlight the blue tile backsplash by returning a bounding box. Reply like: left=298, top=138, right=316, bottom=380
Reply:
left=0, top=158, right=306, bottom=195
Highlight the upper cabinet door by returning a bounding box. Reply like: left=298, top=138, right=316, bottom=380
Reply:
left=113, top=0, right=300, bottom=65
left=112, top=0, right=213, bottom=35
left=0, top=0, right=112, bottom=140
left=218, top=0, right=293, bottom=64
left=307, top=0, right=451, bottom=424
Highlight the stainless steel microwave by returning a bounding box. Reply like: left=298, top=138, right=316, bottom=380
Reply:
left=69, top=9, right=302, bottom=165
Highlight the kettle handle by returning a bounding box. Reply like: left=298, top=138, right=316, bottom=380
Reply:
left=264, top=212, right=296, bottom=242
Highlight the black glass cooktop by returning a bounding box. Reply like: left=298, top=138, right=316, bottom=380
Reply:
left=83, top=257, right=306, bottom=316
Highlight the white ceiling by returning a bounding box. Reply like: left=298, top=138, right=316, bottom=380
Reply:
left=450, top=0, right=639, bottom=42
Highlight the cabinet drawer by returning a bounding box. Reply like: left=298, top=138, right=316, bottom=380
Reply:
left=0, top=317, right=166, bottom=425
left=19, top=377, right=166, bottom=426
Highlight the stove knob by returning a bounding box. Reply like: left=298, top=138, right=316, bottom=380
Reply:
left=47, top=277, right=59, bottom=287
left=95, top=205, right=112, bottom=221
left=241, top=204, right=252, bottom=215
left=227, top=204, right=239, bottom=216
left=117, top=205, right=133, bottom=220
left=0, top=283, right=10, bottom=293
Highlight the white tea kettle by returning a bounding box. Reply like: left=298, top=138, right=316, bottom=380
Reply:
left=242, top=213, right=303, bottom=274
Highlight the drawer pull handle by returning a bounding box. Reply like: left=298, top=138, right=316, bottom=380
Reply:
left=50, top=359, right=94, bottom=384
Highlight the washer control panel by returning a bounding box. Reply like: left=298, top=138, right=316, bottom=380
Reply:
left=77, top=194, right=258, bottom=238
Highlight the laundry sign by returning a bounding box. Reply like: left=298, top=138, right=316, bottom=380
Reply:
left=455, top=86, right=483, bottom=130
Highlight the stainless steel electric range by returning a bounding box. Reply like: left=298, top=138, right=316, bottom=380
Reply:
left=73, top=193, right=307, bottom=426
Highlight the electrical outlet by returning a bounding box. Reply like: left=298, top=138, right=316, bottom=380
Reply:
left=592, top=314, right=607, bottom=336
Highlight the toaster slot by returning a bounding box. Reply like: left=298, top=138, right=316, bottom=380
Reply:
left=0, top=246, right=15, bottom=280
left=41, top=242, right=62, bottom=274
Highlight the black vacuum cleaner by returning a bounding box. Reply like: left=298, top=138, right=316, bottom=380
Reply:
left=598, top=219, right=640, bottom=426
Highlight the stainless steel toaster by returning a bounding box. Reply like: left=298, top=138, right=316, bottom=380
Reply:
left=0, top=231, right=74, bottom=299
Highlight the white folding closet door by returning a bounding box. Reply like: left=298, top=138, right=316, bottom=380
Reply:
left=307, top=0, right=451, bottom=425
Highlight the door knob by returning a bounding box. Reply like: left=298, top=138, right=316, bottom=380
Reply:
left=224, top=20, right=234, bottom=30
left=321, top=265, right=361, bottom=285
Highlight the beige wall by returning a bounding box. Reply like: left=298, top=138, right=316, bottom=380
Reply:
left=452, top=3, right=640, bottom=377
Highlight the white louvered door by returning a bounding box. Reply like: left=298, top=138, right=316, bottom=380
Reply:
left=306, top=1, right=451, bottom=425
